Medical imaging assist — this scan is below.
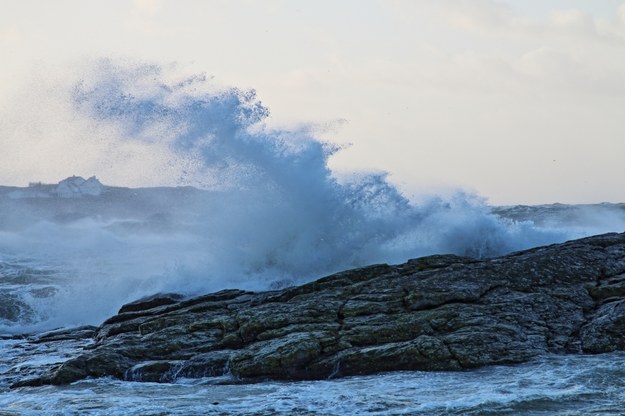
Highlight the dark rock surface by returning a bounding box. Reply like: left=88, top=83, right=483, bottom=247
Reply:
left=11, top=232, right=625, bottom=388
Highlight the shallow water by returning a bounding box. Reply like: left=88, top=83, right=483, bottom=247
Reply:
left=2, top=350, right=625, bottom=415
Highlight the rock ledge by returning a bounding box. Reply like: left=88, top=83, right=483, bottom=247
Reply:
left=12, top=232, right=625, bottom=387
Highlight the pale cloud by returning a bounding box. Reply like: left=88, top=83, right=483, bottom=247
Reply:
left=124, top=0, right=187, bottom=40
left=447, top=0, right=512, bottom=32
left=134, top=0, right=162, bottom=17
left=385, top=0, right=513, bottom=32
left=550, top=9, right=595, bottom=31
left=0, top=25, right=19, bottom=45
left=337, top=0, right=625, bottom=203
left=519, top=47, right=577, bottom=79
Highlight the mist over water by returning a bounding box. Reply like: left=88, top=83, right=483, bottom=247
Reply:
left=0, top=59, right=618, bottom=332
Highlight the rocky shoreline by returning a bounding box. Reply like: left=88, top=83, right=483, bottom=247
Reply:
left=11, top=232, right=625, bottom=388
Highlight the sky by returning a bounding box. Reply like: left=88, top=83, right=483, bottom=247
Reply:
left=1, top=0, right=624, bottom=205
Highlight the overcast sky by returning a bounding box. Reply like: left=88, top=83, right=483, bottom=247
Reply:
left=1, top=0, right=624, bottom=204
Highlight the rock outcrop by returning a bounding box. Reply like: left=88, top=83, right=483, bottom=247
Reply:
left=12, top=232, right=625, bottom=388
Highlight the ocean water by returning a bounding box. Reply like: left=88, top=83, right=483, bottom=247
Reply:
left=2, top=60, right=625, bottom=414
left=3, top=349, right=625, bottom=415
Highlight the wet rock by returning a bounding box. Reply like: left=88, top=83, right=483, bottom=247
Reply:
left=118, top=293, right=186, bottom=314
left=5, top=330, right=95, bottom=389
left=32, top=326, right=97, bottom=344
left=125, top=360, right=185, bottom=383
left=11, top=232, right=625, bottom=387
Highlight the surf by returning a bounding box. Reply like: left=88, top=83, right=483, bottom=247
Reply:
left=0, top=59, right=619, bottom=333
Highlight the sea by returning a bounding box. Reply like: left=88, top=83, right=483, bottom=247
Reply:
left=2, top=60, right=625, bottom=414
left=3, top=348, right=625, bottom=415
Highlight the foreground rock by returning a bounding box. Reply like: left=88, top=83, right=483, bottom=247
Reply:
left=12, top=232, right=625, bottom=387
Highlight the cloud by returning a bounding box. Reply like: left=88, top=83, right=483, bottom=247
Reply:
left=550, top=9, right=595, bottom=31
left=385, top=0, right=513, bottom=32
left=447, top=0, right=513, bottom=32
left=0, top=25, right=20, bottom=45
left=134, top=0, right=162, bottom=17
left=126, top=0, right=178, bottom=38
left=619, top=3, right=625, bottom=25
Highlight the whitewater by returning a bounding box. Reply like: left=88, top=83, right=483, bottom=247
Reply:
left=2, top=60, right=625, bottom=414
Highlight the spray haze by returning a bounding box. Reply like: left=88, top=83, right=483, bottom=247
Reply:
left=0, top=59, right=620, bottom=332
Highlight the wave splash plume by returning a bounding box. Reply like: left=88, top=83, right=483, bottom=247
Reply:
left=0, top=59, right=589, bottom=332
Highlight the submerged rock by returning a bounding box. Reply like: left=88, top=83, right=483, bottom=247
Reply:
left=11, top=232, right=625, bottom=387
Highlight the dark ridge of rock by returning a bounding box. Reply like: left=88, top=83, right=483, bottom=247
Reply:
left=118, top=293, right=186, bottom=314
left=6, top=326, right=96, bottom=389
left=31, top=326, right=98, bottom=344
left=11, top=232, right=625, bottom=388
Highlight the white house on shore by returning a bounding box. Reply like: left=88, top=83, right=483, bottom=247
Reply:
left=8, top=176, right=104, bottom=199
left=54, top=176, right=104, bottom=198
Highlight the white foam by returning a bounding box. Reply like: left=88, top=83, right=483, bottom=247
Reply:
left=3, top=353, right=625, bottom=415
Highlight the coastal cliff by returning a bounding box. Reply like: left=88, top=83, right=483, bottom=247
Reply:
left=13, top=232, right=625, bottom=387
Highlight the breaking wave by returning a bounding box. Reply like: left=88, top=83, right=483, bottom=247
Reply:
left=0, top=59, right=600, bottom=332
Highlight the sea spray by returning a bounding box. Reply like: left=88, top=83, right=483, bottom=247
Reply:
left=0, top=59, right=577, bottom=332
